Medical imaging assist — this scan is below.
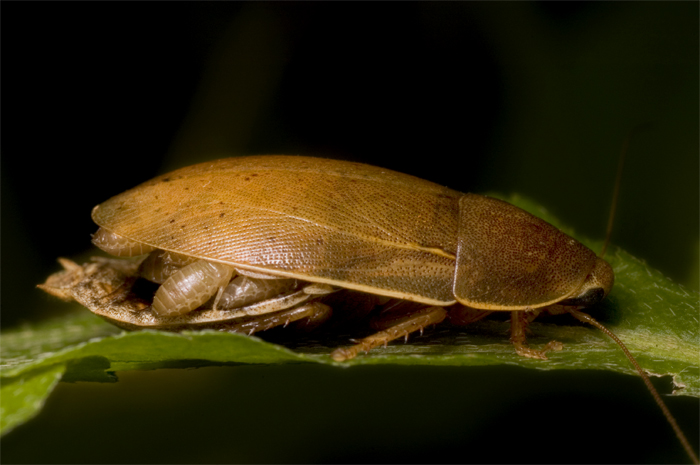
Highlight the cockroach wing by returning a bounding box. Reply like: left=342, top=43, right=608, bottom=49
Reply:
left=91, top=156, right=461, bottom=305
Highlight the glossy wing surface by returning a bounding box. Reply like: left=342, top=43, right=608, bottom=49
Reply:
left=92, top=156, right=460, bottom=304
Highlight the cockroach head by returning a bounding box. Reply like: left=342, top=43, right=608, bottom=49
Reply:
left=560, top=258, right=614, bottom=308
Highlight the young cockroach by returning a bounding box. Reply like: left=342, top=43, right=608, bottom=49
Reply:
left=39, top=149, right=698, bottom=463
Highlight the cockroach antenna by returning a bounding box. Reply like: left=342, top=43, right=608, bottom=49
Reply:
left=578, top=126, right=699, bottom=464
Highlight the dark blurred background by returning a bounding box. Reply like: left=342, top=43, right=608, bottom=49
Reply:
left=2, top=3, right=698, bottom=464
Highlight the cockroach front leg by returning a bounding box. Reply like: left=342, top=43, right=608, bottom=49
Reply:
left=510, top=309, right=563, bottom=360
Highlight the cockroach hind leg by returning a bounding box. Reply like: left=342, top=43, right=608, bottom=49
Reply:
left=510, top=310, right=563, bottom=360
left=222, top=302, right=332, bottom=336
left=330, top=306, right=447, bottom=362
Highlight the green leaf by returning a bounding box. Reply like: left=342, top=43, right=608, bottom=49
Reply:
left=1, top=194, right=697, bottom=436
left=0, top=364, right=66, bottom=435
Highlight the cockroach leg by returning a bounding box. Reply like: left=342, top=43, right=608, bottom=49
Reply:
left=510, top=310, right=563, bottom=360
left=447, top=306, right=493, bottom=326
left=331, top=306, right=447, bottom=362
left=219, top=302, right=332, bottom=335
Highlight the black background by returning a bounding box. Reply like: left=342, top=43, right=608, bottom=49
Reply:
left=2, top=3, right=698, bottom=464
